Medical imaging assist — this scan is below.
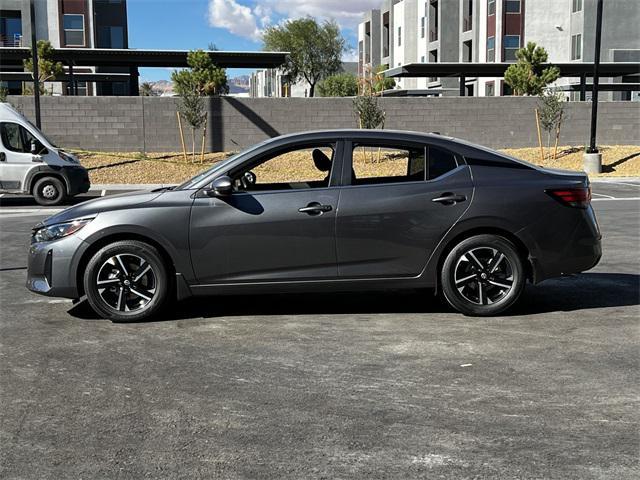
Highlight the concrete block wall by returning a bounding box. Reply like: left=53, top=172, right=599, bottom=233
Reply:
left=6, top=96, right=640, bottom=152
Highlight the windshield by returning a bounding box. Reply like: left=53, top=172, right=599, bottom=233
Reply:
left=25, top=119, right=58, bottom=148
left=176, top=139, right=271, bottom=190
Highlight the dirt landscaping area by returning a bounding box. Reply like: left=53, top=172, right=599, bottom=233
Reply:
left=76, top=145, right=640, bottom=185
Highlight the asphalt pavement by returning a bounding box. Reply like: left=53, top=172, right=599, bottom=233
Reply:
left=0, top=181, right=638, bottom=479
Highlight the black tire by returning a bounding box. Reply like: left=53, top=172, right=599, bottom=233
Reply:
left=33, top=176, right=67, bottom=206
left=84, top=240, right=170, bottom=322
left=441, top=234, right=525, bottom=316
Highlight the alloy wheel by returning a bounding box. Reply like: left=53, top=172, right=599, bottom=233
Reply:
left=96, top=253, right=157, bottom=312
left=454, top=247, right=514, bottom=306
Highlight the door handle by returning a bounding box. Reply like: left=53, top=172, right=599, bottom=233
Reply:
left=432, top=193, right=467, bottom=205
left=298, top=202, right=332, bottom=215
left=0, top=152, right=5, bottom=162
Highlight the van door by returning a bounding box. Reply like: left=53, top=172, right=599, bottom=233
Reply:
left=0, top=122, right=47, bottom=191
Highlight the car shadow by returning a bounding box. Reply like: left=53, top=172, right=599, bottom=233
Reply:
left=0, top=195, right=100, bottom=207
left=68, top=272, right=639, bottom=322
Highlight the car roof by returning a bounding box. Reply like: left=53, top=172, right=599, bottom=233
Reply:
left=270, top=129, right=455, bottom=143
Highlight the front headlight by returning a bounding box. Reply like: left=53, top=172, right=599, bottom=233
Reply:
left=58, top=151, right=79, bottom=164
left=33, top=218, right=92, bottom=243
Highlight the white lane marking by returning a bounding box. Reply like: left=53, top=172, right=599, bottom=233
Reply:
left=592, top=193, right=615, bottom=199
left=101, top=189, right=106, bottom=197
left=592, top=197, right=640, bottom=202
left=595, top=182, right=640, bottom=188
left=0, top=208, right=63, bottom=214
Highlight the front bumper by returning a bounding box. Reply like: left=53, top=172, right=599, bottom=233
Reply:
left=26, top=235, right=87, bottom=299
left=62, top=166, right=91, bottom=196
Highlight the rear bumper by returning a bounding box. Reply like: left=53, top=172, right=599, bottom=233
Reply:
left=531, top=206, right=602, bottom=282
left=26, top=235, right=86, bottom=299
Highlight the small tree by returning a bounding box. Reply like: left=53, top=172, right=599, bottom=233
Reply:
left=538, top=91, right=565, bottom=160
left=172, top=50, right=228, bottom=96
left=23, top=40, right=64, bottom=95
left=371, top=65, right=395, bottom=93
left=178, top=82, right=207, bottom=162
left=318, top=73, right=358, bottom=97
left=172, top=50, right=227, bottom=161
left=354, top=67, right=386, bottom=129
left=140, top=82, right=155, bottom=96
left=504, top=42, right=560, bottom=96
left=263, top=18, right=345, bottom=97
left=0, top=87, right=8, bottom=103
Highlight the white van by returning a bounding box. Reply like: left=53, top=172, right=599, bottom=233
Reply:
left=0, top=103, right=90, bottom=206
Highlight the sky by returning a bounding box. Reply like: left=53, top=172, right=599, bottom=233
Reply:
left=127, top=0, right=379, bottom=82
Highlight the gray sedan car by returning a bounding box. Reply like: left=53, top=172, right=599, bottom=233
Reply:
left=27, top=130, right=601, bottom=321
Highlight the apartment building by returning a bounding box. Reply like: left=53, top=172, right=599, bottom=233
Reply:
left=250, top=62, right=359, bottom=98
left=0, top=0, right=133, bottom=95
left=358, top=0, right=640, bottom=98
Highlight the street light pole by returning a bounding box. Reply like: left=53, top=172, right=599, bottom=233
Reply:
left=588, top=0, right=604, bottom=153
left=29, top=0, right=41, bottom=129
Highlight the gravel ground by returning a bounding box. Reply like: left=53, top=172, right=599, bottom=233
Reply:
left=76, top=145, right=640, bottom=185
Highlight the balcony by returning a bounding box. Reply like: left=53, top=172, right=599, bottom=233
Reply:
left=0, top=34, right=22, bottom=47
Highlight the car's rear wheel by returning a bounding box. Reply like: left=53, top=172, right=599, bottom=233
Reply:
left=84, top=240, right=170, bottom=322
left=33, top=176, right=67, bottom=206
left=441, top=234, right=525, bottom=316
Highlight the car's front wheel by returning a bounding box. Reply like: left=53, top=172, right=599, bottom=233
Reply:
left=441, top=234, right=525, bottom=316
left=84, top=240, right=170, bottom=322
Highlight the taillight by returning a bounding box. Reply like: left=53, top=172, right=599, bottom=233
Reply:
left=546, top=187, right=591, bottom=208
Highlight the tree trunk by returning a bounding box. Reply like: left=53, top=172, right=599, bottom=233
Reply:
left=191, top=128, right=196, bottom=163
left=308, top=82, right=315, bottom=98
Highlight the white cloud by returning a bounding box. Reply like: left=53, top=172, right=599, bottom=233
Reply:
left=207, top=0, right=380, bottom=41
left=264, top=0, right=380, bottom=30
left=207, top=0, right=262, bottom=40
left=342, top=48, right=358, bottom=63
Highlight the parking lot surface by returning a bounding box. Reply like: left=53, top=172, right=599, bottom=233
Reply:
left=1, top=181, right=638, bottom=479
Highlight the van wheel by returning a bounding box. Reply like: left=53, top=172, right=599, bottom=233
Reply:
left=33, top=176, right=67, bottom=206
left=440, top=234, right=525, bottom=316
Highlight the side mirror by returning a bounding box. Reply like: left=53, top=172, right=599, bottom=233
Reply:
left=206, top=176, right=232, bottom=197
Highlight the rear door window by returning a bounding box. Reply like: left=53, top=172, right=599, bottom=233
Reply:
left=350, top=144, right=426, bottom=185
left=427, top=146, right=458, bottom=180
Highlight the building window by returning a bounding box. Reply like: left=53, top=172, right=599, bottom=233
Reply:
left=486, top=81, right=495, bottom=96
left=97, top=26, right=124, bottom=48
left=463, top=40, right=473, bottom=62
left=505, top=0, right=521, bottom=14
left=0, top=11, right=22, bottom=47
left=398, top=26, right=401, bottom=46
left=572, top=0, right=583, bottom=13
left=487, top=36, right=495, bottom=62
left=571, top=33, right=582, bottom=60
left=504, top=35, right=520, bottom=61
left=63, top=14, right=85, bottom=46
left=488, top=0, right=496, bottom=16
left=421, top=17, right=425, bottom=38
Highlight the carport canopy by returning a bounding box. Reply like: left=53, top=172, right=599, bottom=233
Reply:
left=383, top=62, right=640, bottom=99
left=0, top=47, right=289, bottom=95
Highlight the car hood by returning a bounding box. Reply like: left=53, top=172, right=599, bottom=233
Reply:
left=42, top=190, right=163, bottom=226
